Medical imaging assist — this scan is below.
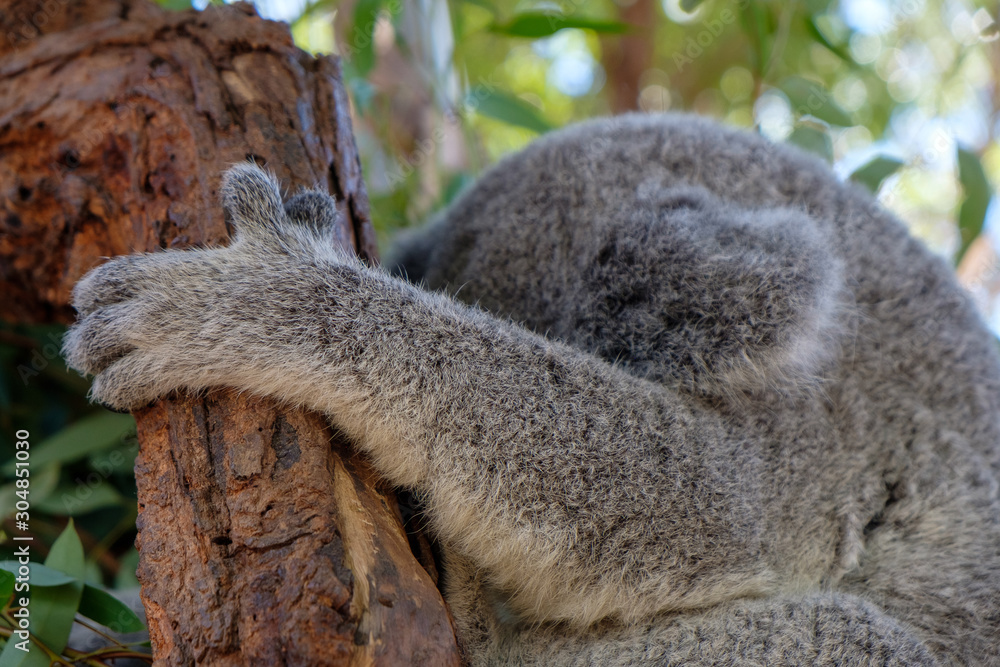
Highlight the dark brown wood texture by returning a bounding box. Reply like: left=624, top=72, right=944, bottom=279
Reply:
left=0, top=1, right=459, bottom=664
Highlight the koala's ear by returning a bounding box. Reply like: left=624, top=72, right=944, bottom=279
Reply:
left=221, top=162, right=288, bottom=241
left=283, top=189, right=342, bottom=239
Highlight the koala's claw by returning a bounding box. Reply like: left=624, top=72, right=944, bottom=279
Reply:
left=89, top=354, right=172, bottom=412
left=63, top=303, right=140, bottom=376
left=71, top=255, right=146, bottom=317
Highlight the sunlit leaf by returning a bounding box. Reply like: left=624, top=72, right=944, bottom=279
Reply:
left=788, top=125, right=833, bottom=162
left=740, top=1, right=772, bottom=76
left=351, top=0, right=384, bottom=77
left=850, top=156, right=904, bottom=193
left=78, top=585, right=146, bottom=634
left=465, top=87, right=553, bottom=134
left=956, top=147, right=993, bottom=264
left=780, top=77, right=852, bottom=127
left=2, top=412, right=135, bottom=475
left=805, top=15, right=855, bottom=65
left=490, top=13, right=628, bottom=38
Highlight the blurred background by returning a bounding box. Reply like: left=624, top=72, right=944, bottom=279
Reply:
left=1, top=0, right=997, bottom=608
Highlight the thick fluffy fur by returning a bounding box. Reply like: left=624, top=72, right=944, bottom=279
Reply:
left=64, top=114, right=1000, bottom=665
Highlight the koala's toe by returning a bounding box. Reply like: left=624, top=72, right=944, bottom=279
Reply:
left=89, top=355, right=166, bottom=413
left=284, top=190, right=342, bottom=238
left=63, top=303, right=139, bottom=376
left=222, top=162, right=288, bottom=241
left=73, top=256, right=147, bottom=317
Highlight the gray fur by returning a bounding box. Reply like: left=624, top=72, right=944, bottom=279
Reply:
left=64, top=114, right=1000, bottom=666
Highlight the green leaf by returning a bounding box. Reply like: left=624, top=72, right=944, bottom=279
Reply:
left=779, top=77, right=852, bottom=127
left=741, top=1, right=772, bottom=77
left=2, top=412, right=135, bottom=475
left=465, top=87, right=553, bottom=134
left=956, top=147, right=993, bottom=264
left=77, top=585, right=146, bottom=634
left=31, top=521, right=85, bottom=656
left=0, top=525, right=86, bottom=665
left=788, top=125, right=833, bottom=162
left=35, top=482, right=125, bottom=517
left=0, top=562, right=75, bottom=587
left=490, top=13, right=628, bottom=38
left=0, top=570, right=14, bottom=604
left=350, top=0, right=384, bottom=77
left=850, top=156, right=904, bottom=193
left=805, top=15, right=855, bottom=65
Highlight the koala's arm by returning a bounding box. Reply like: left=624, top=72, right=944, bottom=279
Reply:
left=64, top=164, right=775, bottom=627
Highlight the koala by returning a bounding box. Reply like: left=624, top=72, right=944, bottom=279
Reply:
left=63, top=113, right=1000, bottom=666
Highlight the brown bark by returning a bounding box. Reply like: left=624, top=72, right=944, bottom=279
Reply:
left=0, top=1, right=460, bottom=665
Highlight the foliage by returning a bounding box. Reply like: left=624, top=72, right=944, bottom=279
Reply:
left=276, top=0, right=999, bottom=272
left=0, top=324, right=147, bottom=662
left=0, top=522, right=148, bottom=664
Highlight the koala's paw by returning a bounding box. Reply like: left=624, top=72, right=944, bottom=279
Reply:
left=63, top=251, right=214, bottom=411
left=64, top=162, right=347, bottom=412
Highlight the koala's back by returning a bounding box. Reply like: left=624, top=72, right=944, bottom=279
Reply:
left=391, top=113, right=1000, bottom=467
left=388, top=113, right=1000, bottom=662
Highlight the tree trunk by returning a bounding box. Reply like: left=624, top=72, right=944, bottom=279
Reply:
left=0, top=1, right=461, bottom=664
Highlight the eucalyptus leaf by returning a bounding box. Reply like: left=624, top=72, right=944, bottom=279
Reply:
left=740, top=1, right=772, bottom=76
left=465, top=87, right=553, bottom=134
left=350, top=0, right=384, bottom=77
left=35, top=482, right=124, bottom=517
left=77, top=585, right=146, bottom=634
left=490, top=13, right=628, bottom=38
left=31, top=521, right=85, bottom=656
left=805, top=15, right=855, bottom=65
left=788, top=125, right=833, bottom=162
left=955, top=147, right=992, bottom=264
left=850, top=156, right=904, bottom=193
left=780, top=77, right=852, bottom=127
left=0, top=562, right=75, bottom=587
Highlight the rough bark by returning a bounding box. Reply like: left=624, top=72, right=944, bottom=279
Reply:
left=0, top=1, right=460, bottom=664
